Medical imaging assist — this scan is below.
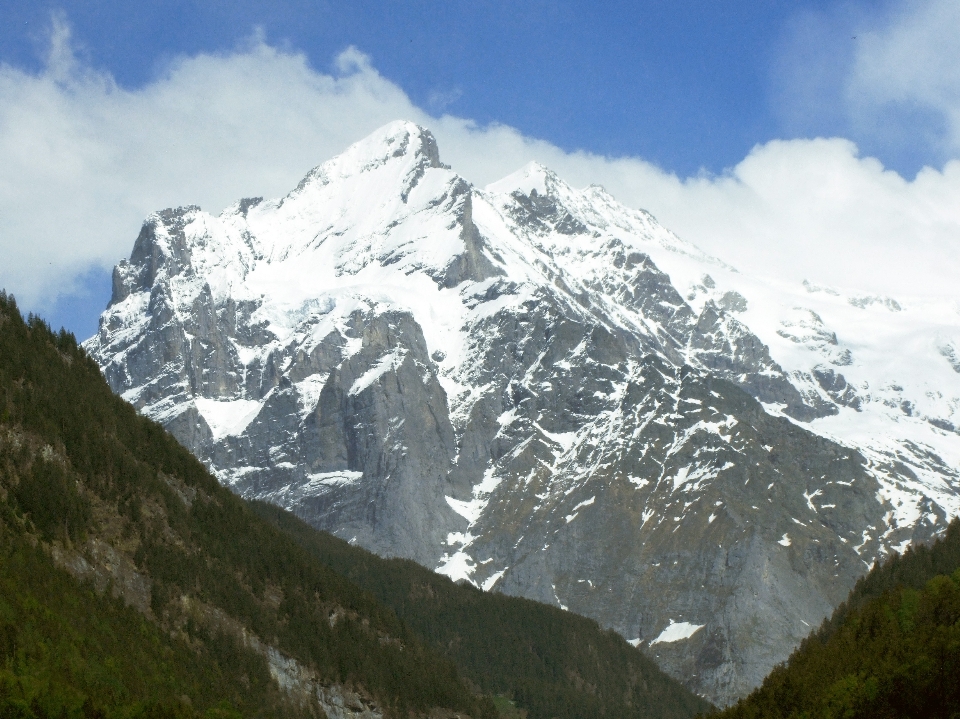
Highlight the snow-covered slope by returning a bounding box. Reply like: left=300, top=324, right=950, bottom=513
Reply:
left=85, top=121, right=960, bottom=706
left=647, top=247, right=960, bottom=549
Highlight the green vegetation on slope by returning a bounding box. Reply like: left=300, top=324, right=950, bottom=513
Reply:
left=0, top=291, right=494, bottom=719
left=716, top=518, right=960, bottom=719
left=0, top=535, right=280, bottom=719
left=251, top=502, right=714, bottom=719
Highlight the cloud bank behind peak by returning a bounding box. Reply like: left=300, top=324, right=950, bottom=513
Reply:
left=1, top=17, right=959, bottom=337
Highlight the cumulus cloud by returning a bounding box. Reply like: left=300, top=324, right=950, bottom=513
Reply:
left=1, top=14, right=959, bottom=327
left=849, top=0, right=960, bottom=150
left=613, top=140, right=960, bottom=298
left=775, top=0, right=960, bottom=168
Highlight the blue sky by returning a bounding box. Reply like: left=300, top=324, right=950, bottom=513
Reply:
left=1, top=0, right=882, bottom=175
left=1, top=0, right=959, bottom=338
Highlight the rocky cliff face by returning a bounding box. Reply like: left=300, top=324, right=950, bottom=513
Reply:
left=84, top=121, right=960, bottom=706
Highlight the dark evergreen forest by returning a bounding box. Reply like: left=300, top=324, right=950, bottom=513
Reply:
left=252, top=502, right=712, bottom=719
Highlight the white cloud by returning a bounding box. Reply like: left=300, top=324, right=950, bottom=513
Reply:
left=774, top=0, right=960, bottom=165
left=584, top=139, right=960, bottom=299
left=2, top=15, right=959, bottom=322
left=427, top=86, right=463, bottom=113
left=849, top=0, right=960, bottom=150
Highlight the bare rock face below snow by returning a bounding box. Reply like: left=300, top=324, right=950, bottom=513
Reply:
left=85, top=121, right=960, bottom=706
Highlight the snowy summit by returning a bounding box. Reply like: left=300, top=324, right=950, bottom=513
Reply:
left=85, top=121, right=960, bottom=706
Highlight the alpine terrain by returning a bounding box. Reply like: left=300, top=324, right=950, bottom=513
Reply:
left=0, top=292, right=707, bottom=719
left=85, top=121, right=960, bottom=706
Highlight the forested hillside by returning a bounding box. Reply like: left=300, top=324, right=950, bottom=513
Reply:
left=715, top=519, right=960, bottom=719
left=0, top=291, right=495, bottom=719
left=0, top=290, right=710, bottom=719
left=253, top=503, right=714, bottom=719
left=0, top=536, right=283, bottom=719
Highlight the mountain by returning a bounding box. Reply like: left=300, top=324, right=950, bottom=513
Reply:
left=0, top=292, right=707, bottom=719
left=83, top=121, right=960, bottom=706
left=716, top=517, right=960, bottom=718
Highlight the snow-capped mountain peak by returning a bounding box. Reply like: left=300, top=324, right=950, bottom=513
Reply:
left=85, top=121, right=960, bottom=707
left=485, top=160, right=560, bottom=196
left=294, top=119, right=444, bottom=190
